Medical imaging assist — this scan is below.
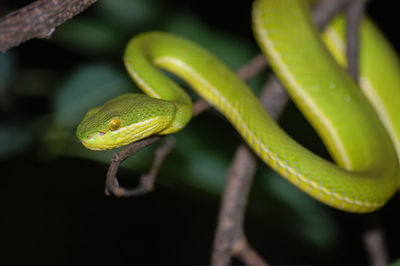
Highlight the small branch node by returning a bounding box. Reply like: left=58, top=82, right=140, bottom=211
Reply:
left=105, top=136, right=174, bottom=198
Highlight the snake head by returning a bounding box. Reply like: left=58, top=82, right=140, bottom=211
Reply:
left=76, top=93, right=176, bottom=151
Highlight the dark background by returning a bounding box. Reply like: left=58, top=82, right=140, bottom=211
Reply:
left=1, top=0, right=400, bottom=265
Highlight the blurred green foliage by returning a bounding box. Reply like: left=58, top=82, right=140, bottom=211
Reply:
left=1, top=0, right=399, bottom=265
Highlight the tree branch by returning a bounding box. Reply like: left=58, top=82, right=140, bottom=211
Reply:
left=105, top=136, right=162, bottom=197
left=345, top=0, right=367, bottom=81
left=312, top=0, right=348, bottom=30
left=211, top=75, right=287, bottom=266
left=211, top=1, right=351, bottom=265
left=0, top=0, right=97, bottom=53
left=345, top=1, right=390, bottom=265
left=363, top=226, right=388, bottom=266
left=105, top=137, right=177, bottom=197
left=211, top=145, right=260, bottom=266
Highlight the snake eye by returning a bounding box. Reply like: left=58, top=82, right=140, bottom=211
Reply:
left=109, top=118, right=122, bottom=131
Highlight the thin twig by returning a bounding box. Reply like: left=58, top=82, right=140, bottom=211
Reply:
left=312, top=0, right=348, bottom=30
left=0, top=0, right=97, bottom=52
left=259, top=76, right=288, bottom=119
left=346, top=0, right=389, bottom=264
left=363, top=227, right=388, bottom=266
left=106, top=137, right=175, bottom=197
left=193, top=99, right=211, bottom=117
left=234, top=238, right=269, bottom=266
left=345, top=0, right=367, bottom=80
left=193, top=54, right=268, bottom=117
left=105, top=136, right=161, bottom=196
left=237, top=54, right=269, bottom=81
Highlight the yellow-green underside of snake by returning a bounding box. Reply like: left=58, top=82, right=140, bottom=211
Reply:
left=76, top=0, right=400, bottom=213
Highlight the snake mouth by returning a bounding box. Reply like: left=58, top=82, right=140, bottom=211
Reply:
left=79, top=131, right=112, bottom=151
left=85, top=131, right=105, bottom=140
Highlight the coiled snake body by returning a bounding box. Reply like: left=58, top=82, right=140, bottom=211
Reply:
left=77, top=0, right=400, bottom=213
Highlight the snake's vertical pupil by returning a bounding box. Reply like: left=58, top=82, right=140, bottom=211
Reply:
left=109, top=118, right=122, bottom=131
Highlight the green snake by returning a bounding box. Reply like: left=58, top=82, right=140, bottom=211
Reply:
left=76, top=0, right=400, bottom=213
